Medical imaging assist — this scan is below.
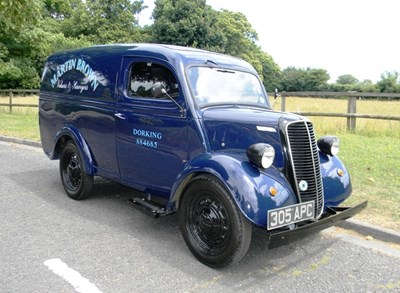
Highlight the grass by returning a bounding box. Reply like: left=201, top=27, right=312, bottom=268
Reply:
left=272, top=97, right=400, bottom=231
left=1, top=95, right=399, bottom=230
left=336, top=133, right=400, bottom=230
left=0, top=95, right=40, bottom=141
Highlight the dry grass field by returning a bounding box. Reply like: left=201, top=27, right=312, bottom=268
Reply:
left=1, top=94, right=399, bottom=230
left=271, top=96, right=400, bottom=138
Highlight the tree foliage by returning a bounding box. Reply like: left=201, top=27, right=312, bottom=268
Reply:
left=377, top=71, right=400, bottom=93
left=330, top=76, right=379, bottom=93
left=0, top=0, right=43, bottom=32
left=336, top=74, right=359, bottom=85
left=280, top=67, right=330, bottom=91
left=0, top=0, right=398, bottom=93
left=150, top=2, right=281, bottom=91
left=214, top=10, right=281, bottom=91
left=0, top=0, right=144, bottom=89
left=215, top=10, right=258, bottom=56
left=151, top=0, right=222, bottom=50
left=61, top=0, right=145, bottom=43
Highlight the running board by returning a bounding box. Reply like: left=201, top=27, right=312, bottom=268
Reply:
left=128, top=197, right=167, bottom=218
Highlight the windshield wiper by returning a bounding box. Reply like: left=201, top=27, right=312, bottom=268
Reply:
left=205, top=60, right=218, bottom=67
left=205, top=60, right=235, bottom=74
left=217, top=69, right=235, bottom=74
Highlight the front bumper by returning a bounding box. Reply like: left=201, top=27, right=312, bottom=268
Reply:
left=267, top=200, right=368, bottom=248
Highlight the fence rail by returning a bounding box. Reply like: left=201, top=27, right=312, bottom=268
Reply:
left=279, top=91, right=400, bottom=99
left=0, top=89, right=39, bottom=95
left=278, top=91, right=400, bottom=131
left=0, top=89, right=39, bottom=113
left=1, top=90, right=400, bottom=131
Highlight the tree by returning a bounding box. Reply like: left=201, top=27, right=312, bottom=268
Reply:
left=215, top=10, right=258, bottom=56
left=214, top=10, right=280, bottom=91
left=151, top=0, right=223, bottom=50
left=330, top=78, right=379, bottom=92
left=150, top=3, right=280, bottom=92
left=0, top=0, right=43, bottom=88
left=0, top=0, right=146, bottom=88
left=357, top=79, right=378, bottom=92
left=377, top=71, right=400, bottom=93
left=0, top=0, right=42, bottom=33
left=280, top=67, right=330, bottom=91
left=61, top=0, right=145, bottom=44
left=0, top=0, right=92, bottom=89
left=336, top=74, right=359, bottom=85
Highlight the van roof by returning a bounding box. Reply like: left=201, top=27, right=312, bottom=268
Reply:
left=50, top=43, right=256, bottom=73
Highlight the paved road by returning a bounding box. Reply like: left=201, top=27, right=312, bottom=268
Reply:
left=1, top=141, right=400, bottom=293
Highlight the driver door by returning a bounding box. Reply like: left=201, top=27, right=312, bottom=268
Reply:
left=115, top=58, right=188, bottom=196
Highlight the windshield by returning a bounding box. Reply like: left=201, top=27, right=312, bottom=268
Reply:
left=187, top=66, right=269, bottom=108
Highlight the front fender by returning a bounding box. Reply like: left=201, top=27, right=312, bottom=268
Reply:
left=52, top=125, right=96, bottom=176
left=319, top=152, right=352, bottom=207
left=169, top=151, right=298, bottom=227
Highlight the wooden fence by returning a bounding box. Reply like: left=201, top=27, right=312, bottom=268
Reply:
left=0, top=89, right=39, bottom=113
left=1, top=89, right=400, bottom=131
left=278, top=91, right=400, bottom=131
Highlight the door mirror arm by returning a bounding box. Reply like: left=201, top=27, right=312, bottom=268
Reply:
left=152, top=82, right=186, bottom=117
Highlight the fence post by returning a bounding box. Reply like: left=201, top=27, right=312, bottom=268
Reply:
left=347, top=96, right=357, bottom=131
left=8, top=89, right=13, bottom=113
left=281, top=95, right=286, bottom=112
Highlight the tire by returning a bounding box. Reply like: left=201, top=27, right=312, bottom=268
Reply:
left=59, top=142, right=93, bottom=200
left=179, top=175, right=252, bottom=268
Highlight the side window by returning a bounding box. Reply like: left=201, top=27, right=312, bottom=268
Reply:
left=129, top=62, right=179, bottom=99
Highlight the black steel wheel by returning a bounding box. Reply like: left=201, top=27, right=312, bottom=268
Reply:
left=179, top=175, right=252, bottom=268
left=60, top=142, right=93, bottom=200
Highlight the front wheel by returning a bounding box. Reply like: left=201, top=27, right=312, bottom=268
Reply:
left=60, top=142, right=93, bottom=200
left=179, top=175, right=252, bottom=268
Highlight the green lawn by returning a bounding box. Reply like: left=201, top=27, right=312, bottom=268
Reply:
left=1, top=95, right=399, bottom=230
left=0, top=111, right=40, bottom=141
left=337, top=133, right=400, bottom=230
left=0, top=95, right=40, bottom=141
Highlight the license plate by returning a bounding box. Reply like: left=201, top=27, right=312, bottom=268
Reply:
left=267, top=201, right=315, bottom=230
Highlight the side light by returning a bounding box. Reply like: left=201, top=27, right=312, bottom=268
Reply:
left=269, top=186, right=278, bottom=196
left=337, top=169, right=345, bottom=177
left=246, top=143, right=275, bottom=169
left=317, top=136, right=340, bottom=156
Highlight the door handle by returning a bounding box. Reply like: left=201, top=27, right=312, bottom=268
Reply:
left=114, top=113, right=126, bottom=120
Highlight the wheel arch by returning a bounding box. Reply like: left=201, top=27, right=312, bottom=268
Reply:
left=169, top=153, right=298, bottom=227
left=52, top=125, right=96, bottom=176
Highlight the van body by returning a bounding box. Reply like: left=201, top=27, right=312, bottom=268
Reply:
left=39, top=44, right=366, bottom=267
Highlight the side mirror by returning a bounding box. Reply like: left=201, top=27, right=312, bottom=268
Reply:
left=151, top=82, right=165, bottom=98
left=152, top=82, right=185, bottom=117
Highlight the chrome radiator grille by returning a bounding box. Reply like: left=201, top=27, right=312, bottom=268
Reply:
left=286, top=121, right=324, bottom=218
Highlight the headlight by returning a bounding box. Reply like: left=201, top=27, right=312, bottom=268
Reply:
left=317, top=136, right=340, bottom=156
left=246, top=143, right=275, bottom=169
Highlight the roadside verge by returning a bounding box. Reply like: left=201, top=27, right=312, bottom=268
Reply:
left=0, top=135, right=41, bottom=148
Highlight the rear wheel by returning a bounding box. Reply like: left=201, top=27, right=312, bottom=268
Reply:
left=60, top=142, right=93, bottom=200
left=179, top=175, right=252, bottom=268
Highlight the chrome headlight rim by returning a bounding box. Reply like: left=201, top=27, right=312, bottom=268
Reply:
left=317, top=135, right=340, bottom=156
left=246, top=143, right=275, bottom=169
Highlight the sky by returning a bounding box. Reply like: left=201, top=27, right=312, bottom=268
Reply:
left=138, top=0, right=400, bottom=83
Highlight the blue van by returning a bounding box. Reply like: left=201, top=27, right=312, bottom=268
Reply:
left=39, top=44, right=366, bottom=267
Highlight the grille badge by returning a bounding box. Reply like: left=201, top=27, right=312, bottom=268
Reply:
left=299, top=180, right=308, bottom=191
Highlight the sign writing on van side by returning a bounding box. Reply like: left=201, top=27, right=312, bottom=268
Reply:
left=50, top=58, right=102, bottom=92
left=133, top=128, right=163, bottom=149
